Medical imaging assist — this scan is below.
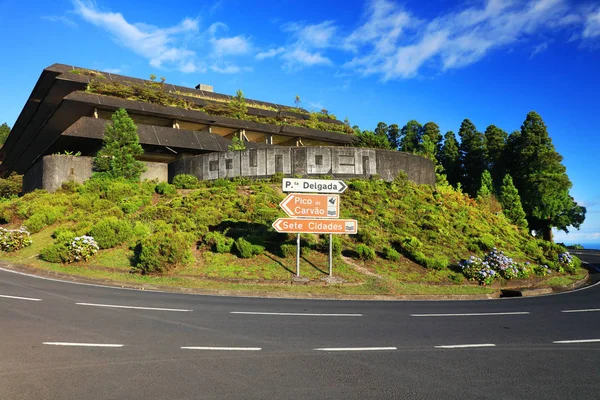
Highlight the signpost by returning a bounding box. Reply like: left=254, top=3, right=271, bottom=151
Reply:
left=282, top=178, right=348, bottom=194
left=272, top=218, right=357, bottom=234
left=279, top=193, right=339, bottom=218
left=274, top=178, right=357, bottom=279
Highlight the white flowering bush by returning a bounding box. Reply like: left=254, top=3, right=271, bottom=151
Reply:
left=70, top=236, right=99, bottom=262
left=0, top=227, right=33, bottom=252
left=459, top=248, right=529, bottom=285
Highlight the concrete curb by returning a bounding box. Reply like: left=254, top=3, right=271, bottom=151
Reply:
left=0, top=261, right=590, bottom=302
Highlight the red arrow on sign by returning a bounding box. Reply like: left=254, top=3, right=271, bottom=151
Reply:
left=279, top=193, right=339, bottom=218
left=272, top=218, right=358, bottom=234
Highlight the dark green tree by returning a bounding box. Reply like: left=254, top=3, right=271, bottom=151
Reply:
left=399, top=120, right=422, bottom=153
left=375, top=122, right=388, bottom=138
left=422, top=122, right=443, bottom=161
left=94, top=108, right=145, bottom=180
left=505, top=111, right=585, bottom=240
left=477, top=170, right=493, bottom=198
left=355, top=129, right=391, bottom=149
left=483, top=124, right=508, bottom=189
left=386, top=124, right=400, bottom=150
left=499, top=174, right=528, bottom=229
left=440, top=131, right=461, bottom=188
left=458, top=118, right=486, bottom=197
left=0, top=123, right=10, bottom=145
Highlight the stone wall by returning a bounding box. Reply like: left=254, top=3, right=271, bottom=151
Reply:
left=169, top=147, right=435, bottom=186
left=23, top=155, right=168, bottom=193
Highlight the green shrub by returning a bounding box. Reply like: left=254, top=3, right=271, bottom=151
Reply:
left=120, top=195, right=151, bottom=214
left=356, top=244, right=376, bottom=261
left=136, top=232, right=194, bottom=273
left=280, top=243, right=296, bottom=258
left=52, top=228, right=76, bottom=243
left=40, top=242, right=71, bottom=263
left=88, top=217, right=133, bottom=249
left=155, top=182, right=177, bottom=196
left=475, top=234, right=495, bottom=251
left=0, top=227, right=32, bottom=252
left=382, top=246, right=401, bottom=261
left=235, top=237, right=264, bottom=258
left=0, top=174, right=22, bottom=198
left=132, top=221, right=151, bottom=239
left=424, top=255, right=449, bottom=270
left=172, top=174, right=199, bottom=189
left=24, top=214, right=46, bottom=233
left=204, top=231, right=234, bottom=253
left=59, top=180, right=80, bottom=193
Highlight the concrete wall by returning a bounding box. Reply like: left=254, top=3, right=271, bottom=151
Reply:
left=23, top=155, right=168, bottom=193
left=169, top=147, right=436, bottom=186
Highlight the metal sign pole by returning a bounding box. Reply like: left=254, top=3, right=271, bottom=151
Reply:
left=329, top=233, right=333, bottom=277
left=296, top=233, right=301, bottom=277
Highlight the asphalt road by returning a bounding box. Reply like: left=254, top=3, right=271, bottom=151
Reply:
left=1, top=251, right=600, bottom=399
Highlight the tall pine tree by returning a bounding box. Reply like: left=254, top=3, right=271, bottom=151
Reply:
left=500, top=174, right=528, bottom=229
left=399, top=120, right=422, bottom=153
left=94, top=108, right=145, bottom=181
left=483, top=124, right=508, bottom=189
left=440, top=131, right=461, bottom=188
left=504, top=111, right=585, bottom=240
left=458, top=119, right=486, bottom=197
left=477, top=170, right=493, bottom=198
left=422, top=122, right=443, bottom=161
left=386, top=124, right=400, bottom=150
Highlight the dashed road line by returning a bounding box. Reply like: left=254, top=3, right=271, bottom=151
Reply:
left=0, top=294, right=42, bottom=301
left=76, top=302, right=192, bottom=312
left=181, top=347, right=262, bottom=351
left=411, top=312, right=530, bottom=317
left=561, top=308, right=600, bottom=313
left=553, top=339, right=600, bottom=344
left=43, top=342, right=124, bottom=348
left=231, top=311, right=362, bottom=317
left=314, top=347, right=397, bottom=352
left=435, top=344, right=496, bottom=349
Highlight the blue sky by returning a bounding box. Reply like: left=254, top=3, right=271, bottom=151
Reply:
left=1, top=0, right=599, bottom=246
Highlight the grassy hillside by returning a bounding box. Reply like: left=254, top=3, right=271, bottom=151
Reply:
left=0, top=174, right=583, bottom=296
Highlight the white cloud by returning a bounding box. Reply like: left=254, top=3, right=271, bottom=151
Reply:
left=530, top=42, right=549, bottom=58
left=282, top=48, right=332, bottom=71
left=42, top=15, right=77, bottom=28
left=284, top=20, right=337, bottom=49
left=72, top=0, right=200, bottom=72
left=343, top=0, right=590, bottom=80
left=582, top=7, right=600, bottom=38
left=211, top=35, right=251, bottom=55
left=256, top=47, right=285, bottom=60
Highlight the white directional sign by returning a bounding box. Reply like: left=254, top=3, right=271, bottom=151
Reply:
left=279, top=193, right=339, bottom=218
left=282, top=178, right=348, bottom=194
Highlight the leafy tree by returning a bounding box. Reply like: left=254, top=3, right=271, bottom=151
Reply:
left=229, top=89, right=248, bottom=118
left=477, top=170, right=493, bottom=198
left=228, top=136, right=246, bottom=151
left=483, top=124, right=508, bottom=188
left=386, top=123, right=400, bottom=150
left=499, top=174, right=528, bottom=229
left=440, top=131, right=461, bottom=188
left=375, top=122, right=388, bottom=138
left=399, top=120, right=422, bottom=153
left=458, top=119, right=485, bottom=197
left=94, top=108, right=145, bottom=181
left=422, top=122, right=443, bottom=161
left=0, top=122, right=10, bottom=145
left=355, top=129, right=391, bottom=149
left=505, top=111, right=585, bottom=240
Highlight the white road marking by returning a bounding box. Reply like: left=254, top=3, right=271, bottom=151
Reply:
left=435, top=344, right=496, bottom=349
left=76, top=302, right=192, bottom=312
left=553, top=339, right=600, bottom=344
left=0, top=294, right=42, bottom=301
left=314, top=347, right=397, bottom=351
left=561, top=308, right=600, bottom=313
left=230, top=311, right=362, bottom=317
left=43, top=342, right=124, bottom=348
left=181, top=347, right=262, bottom=351
left=410, top=312, right=530, bottom=317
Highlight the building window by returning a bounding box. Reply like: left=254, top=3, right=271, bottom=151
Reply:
left=226, top=159, right=233, bottom=170
left=249, top=149, right=257, bottom=167
left=315, top=155, right=323, bottom=166
left=209, top=161, right=219, bottom=172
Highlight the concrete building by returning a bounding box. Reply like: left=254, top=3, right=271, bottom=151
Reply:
left=1, top=64, right=435, bottom=191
